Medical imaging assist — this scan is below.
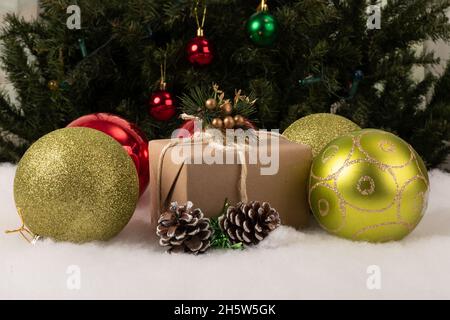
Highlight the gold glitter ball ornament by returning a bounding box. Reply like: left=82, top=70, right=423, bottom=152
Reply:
left=283, top=113, right=361, bottom=157
left=14, top=127, right=139, bottom=243
left=309, top=129, right=429, bottom=242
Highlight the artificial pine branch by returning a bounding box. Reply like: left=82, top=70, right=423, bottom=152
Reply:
left=0, top=0, right=448, bottom=167
left=179, top=84, right=256, bottom=128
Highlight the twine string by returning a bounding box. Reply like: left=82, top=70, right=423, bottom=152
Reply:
left=156, top=132, right=253, bottom=213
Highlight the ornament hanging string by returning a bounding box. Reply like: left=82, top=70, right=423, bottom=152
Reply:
left=5, top=208, right=40, bottom=244
left=194, top=0, right=207, bottom=36
left=160, top=53, right=167, bottom=90
left=257, top=0, right=269, bottom=12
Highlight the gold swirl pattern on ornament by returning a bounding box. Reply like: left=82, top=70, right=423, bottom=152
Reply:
left=378, top=139, right=396, bottom=153
left=321, top=145, right=340, bottom=164
left=395, top=174, right=429, bottom=221
left=318, top=199, right=330, bottom=216
left=412, top=148, right=429, bottom=184
left=332, top=157, right=399, bottom=213
left=309, top=181, right=347, bottom=233
left=356, top=176, right=376, bottom=196
left=352, top=221, right=412, bottom=241
left=310, top=134, right=356, bottom=182
left=355, top=131, right=415, bottom=169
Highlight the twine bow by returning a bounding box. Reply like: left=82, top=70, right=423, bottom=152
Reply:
left=5, top=208, right=40, bottom=244
left=156, top=130, right=251, bottom=212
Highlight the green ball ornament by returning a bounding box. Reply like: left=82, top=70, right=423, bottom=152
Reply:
left=283, top=113, right=361, bottom=157
left=309, top=129, right=429, bottom=242
left=247, top=11, right=278, bottom=46
left=14, top=127, right=139, bottom=243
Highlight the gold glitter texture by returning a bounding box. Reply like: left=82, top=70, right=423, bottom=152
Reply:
left=309, top=129, right=429, bottom=243
left=283, top=113, right=361, bottom=157
left=14, top=127, right=139, bottom=243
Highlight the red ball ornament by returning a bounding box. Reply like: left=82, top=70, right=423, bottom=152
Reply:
left=149, top=90, right=176, bottom=121
left=186, top=36, right=214, bottom=66
left=67, top=113, right=149, bottom=196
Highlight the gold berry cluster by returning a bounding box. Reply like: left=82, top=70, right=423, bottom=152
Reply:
left=205, top=98, right=245, bottom=129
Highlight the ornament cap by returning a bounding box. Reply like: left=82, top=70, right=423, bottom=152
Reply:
left=159, top=80, right=167, bottom=91
left=197, top=28, right=204, bottom=37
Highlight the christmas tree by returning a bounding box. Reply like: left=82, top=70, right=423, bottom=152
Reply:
left=0, top=0, right=449, bottom=167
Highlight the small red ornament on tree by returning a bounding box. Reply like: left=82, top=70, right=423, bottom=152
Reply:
left=187, top=35, right=213, bottom=66
left=149, top=87, right=176, bottom=121
left=186, top=1, right=213, bottom=66
left=149, top=58, right=176, bottom=121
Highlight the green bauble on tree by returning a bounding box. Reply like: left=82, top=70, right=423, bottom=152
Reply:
left=247, top=1, right=278, bottom=46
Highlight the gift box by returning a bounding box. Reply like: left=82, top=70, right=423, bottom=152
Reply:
left=148, top=132, right=312, bottom=229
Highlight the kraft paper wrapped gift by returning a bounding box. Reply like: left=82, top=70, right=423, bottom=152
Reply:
left=148, top=133, right=312, bottom=229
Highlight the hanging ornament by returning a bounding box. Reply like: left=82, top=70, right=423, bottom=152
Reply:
left=149, top=88, right=176, bottom=121
left=186, top=0, right=214, bottom=66
left=47, top=80, right=59, bottom=91
left=67, top=113, right=150, bottom=196
left=47, top=79, right=73, bottom=92
left=247, top=0, right=278, bottom=46
left=149, top=57, right=177, bottom=121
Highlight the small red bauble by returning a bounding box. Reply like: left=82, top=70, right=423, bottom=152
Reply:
left=186, top=36, right=214, bottom=66
left=176, top=120, right=202, bottom=138
left=149, top=90, right=176, bottom=121
left=67, top=113, right=149, bottom=196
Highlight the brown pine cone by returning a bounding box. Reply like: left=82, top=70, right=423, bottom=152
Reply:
left=219, top=201, right=281, bottom=246
left=156, top=202, right=212, bottom=254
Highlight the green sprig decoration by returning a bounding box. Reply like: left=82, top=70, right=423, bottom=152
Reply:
left=179, top=84, right=257, bottom=128
left=210, top=199, right=243, bottom=250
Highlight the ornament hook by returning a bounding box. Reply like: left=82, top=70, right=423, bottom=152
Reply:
left=5, top=208, right=40, bottom=244
left=160, top=52, right=167, bottom=90
left=257, top=0, right=269, bottom=12
left=194, top=0, right=207, bottom=36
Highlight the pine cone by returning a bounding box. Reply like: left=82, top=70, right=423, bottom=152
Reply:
left=219, top=201, right=281, bottom=245
left=157, top=202, right=212, bottom=254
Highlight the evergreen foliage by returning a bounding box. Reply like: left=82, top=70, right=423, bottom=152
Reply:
left=0, top=0, right=449, bottom=167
